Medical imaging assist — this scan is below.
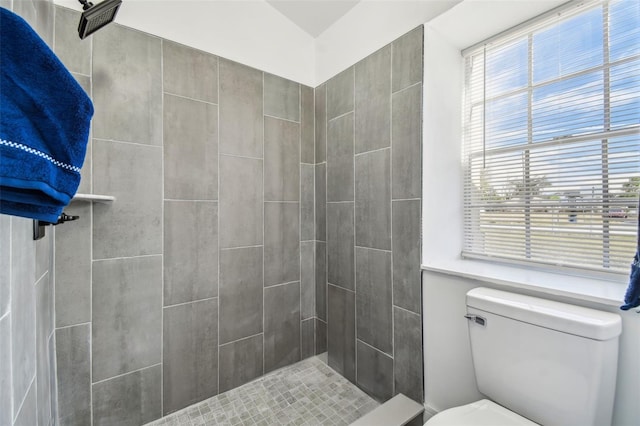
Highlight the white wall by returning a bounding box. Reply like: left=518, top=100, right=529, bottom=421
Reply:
left=315, top=0, right=461, bottom=84
left=54, top=0, right=316, bottom=85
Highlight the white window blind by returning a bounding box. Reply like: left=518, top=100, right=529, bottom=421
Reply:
left=463, top=0, right=640, bottom=274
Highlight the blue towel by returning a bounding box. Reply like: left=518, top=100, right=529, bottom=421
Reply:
left=0, top=7, right=93, bottom=223
left=620, top=252, right=640, bottom=311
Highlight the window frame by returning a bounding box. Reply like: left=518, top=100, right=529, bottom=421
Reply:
left=460, top=0, right=639, bottom=275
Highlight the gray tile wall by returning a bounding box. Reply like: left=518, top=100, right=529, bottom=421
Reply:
left=50, top=6, right=318, bottom=424
left=2, top=7, right=423, bottom=425
left=0, top=2, right=58, bottom=426
left=317, top=26, right=424, bottom=403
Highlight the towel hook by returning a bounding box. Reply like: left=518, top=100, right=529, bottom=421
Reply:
left=32, top=212, right=80, bottom=240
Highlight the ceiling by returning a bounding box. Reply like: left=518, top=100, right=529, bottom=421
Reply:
left=266, top=0, right=361, bottom=37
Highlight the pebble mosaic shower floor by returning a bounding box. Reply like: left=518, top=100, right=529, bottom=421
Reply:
left=145, top=356, right=379, bottom=426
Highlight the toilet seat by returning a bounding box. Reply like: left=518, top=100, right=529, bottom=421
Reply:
left=425, top=399, right=539, bottom=426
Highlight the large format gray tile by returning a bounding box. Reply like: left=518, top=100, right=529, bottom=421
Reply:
left=394, top=307, right=423, bottom=403
left=11, top=217, right=35, bottom=416
left=0, top=214, right=9, bottom=317
left=164, top=94, right=218, bottom=200
left=163, top=40, right=218, bottom=103
left=302, top=318, right=315, bottom=360
left=355, top=248, right=392, bottom=355
left=264, top=202, right=300, bottom=287
left=315, top=163, right=326, bottom=241
left=164, top=201, right=218, bottom=306
left=327, top=113, right=354, bottom=202
left=356, top=340, right=393, bottom=402
left=327, top=202, right=354, bottom=291
left=219, top=59, right=263, bottom=158
left=14, top=378, right=37, bottom=426
left=53, top=6, right=91, bottom=75
left=315, top=241, right=327, bottom=321
left=301, top=85, right=315, bottom=164
left=264, top=73, right=300, bottom=121
left=35, top=220, right=51, bottom=282
left=55, top=202, right=91, bottom=327
left=328, top=284, right=355, bottom=383
left=74, top=74, right=92, bottom=195
left=219, top=155, right=263, bottom=248
left=92, top=256, right=162, bottom=382
left=355, top=45, right=391, bottom=154
left=392, top=83, right=422, bottom=200
left=392, top=26, right=424, bottom=93
left=218, top=334, right=263, bottom=393
left=264, top=117, right=300, bottom=202
left=264, top=282, right=301, bottom=373
left=93, top=140, right=162, bottom=259
left=0, top=316, right=10, bottom=426
left=315, top=318, right=327, bottom=355
left=355, top=149, right=391, bottom=250
left=56, top=324, right=91, bottom=426
left=218, top=247, right=263, bottom=344
left=32, top=0, right=54, bottom=46
left=11, top=0, right=37, bottom=30
left=163, top=298, right=218, bottom=415
left=301, top=241, right=315, bottom=320
left=327, top=67, right=354, bottom=120
left=92, top=365, right=162, bottom=426
left=301, top=164, right=315, bottom=241
left=48, top=334, right=58, bottom=425
left=393, top=200, right=421, bottom=314
left=35, top=232, right=54, bottom=280
left=36, top=272, right=54, bottom=426
left=315, top=83, right=327, bottom=163
left=93, top=24, right=162, bottom=145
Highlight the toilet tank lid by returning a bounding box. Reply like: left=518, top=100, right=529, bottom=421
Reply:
left=467, top=288, right=622, bottom=340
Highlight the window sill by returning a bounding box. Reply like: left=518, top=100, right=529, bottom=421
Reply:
left=421, top=258, right=628, bottom=307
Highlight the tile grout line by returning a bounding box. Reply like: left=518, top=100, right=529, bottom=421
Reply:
left=216, top=54, right=221, bottom=401
left=389, top=39, right=396, bottom=397
left=89, top=27, right=95, bottom=426
left=92, top=137, right=163, bottom=150
left=219, top=152, right=264, bottom=162
left=218, top=331, right=264, bottom=348
left=91, top=363, right=163, bottom=386
left=163, top=91, right=219, bottom=106
left=356, top=338, right=393, bottom=360
left=264, top=113, right=300, bottom=124
left=159, top=36, right=165, bottom=419
left=13, top=375, right=36, bottom=424
left=352, top=65, right=358, bottom=386
left=393, top=304, right=421, bottom=317
left=162, top=296, right=218, bottom=310
left=299, top=82, right=303, bottom=361
left=327, top=109, right=354, bottom=123
left=262, top=70, right=266, bottom=378
left=7, top=216, right=12, bottom=426
left=391, top=80, right=422, bottom=96
left=54, top=321, right=92, bottom=331
left=92, top=253, right=162, bottom=263
left=353, top=146, right=391, bottom=158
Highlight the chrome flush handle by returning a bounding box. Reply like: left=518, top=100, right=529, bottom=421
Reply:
left=465, top=314, right=487, bottom=326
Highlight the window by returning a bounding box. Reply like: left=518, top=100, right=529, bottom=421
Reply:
left=463, top=0, right=640, bottom=274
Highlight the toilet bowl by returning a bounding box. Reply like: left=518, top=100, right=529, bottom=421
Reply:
left=425, top=399, right=537, bottom=426
left=424, top=288, right=621, bottom=426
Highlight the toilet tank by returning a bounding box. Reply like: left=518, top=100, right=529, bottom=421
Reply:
left=466, top=287, right=621, bottom=426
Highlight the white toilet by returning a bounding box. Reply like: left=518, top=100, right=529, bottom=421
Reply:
left=426, top=287, right=622, bottom=426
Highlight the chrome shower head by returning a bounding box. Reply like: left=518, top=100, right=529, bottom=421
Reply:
left=77, top=0, right=122, bottom=40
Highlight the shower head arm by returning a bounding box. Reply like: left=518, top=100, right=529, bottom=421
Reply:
left=78, top=0, right=94, bottom=11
